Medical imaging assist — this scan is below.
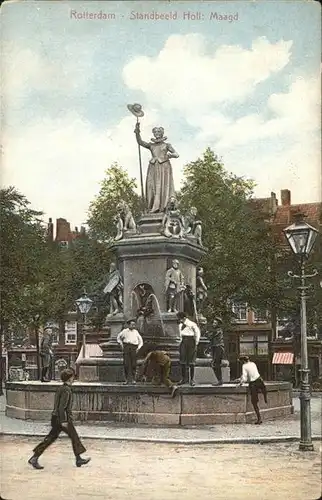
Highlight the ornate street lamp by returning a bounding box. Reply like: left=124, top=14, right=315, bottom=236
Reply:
left=75, top=290, right=93, bottom=359
left=283, top=214, right=319, bottom=452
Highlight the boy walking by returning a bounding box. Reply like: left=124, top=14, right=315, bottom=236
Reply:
left=117, top=319, right=143, bottom=384
left=238, top=356, right=268, bottom=424
left=28, top=368, right=90, bottom=469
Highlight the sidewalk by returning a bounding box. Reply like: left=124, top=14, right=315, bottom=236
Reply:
left=1, top=395, right=321, bottom=444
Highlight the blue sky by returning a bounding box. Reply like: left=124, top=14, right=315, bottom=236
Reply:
left=2, top=0, right=321, bottom=226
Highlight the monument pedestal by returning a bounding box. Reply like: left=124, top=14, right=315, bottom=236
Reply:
left=82, top=215, right=206, bottom=383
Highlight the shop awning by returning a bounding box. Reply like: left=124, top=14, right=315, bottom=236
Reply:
left=272, top=352, right=294, bottom=365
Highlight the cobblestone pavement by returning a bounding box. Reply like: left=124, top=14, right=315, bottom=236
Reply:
left=0, top=436, right=321, bottom=500
left=1, top=396, right=321, bottom=443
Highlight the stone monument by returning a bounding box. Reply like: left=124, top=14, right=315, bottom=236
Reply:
left=6, top=103, right=294, bottom=426
left=84, top=104, right=206, bottom=381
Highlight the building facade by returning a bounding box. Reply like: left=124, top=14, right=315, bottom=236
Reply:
left=227, top=189, right=322, bottom=384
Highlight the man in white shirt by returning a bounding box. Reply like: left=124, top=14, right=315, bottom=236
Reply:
left=238, top=356, right=268, bottom=424
left=177, top=312, right=200, bottom=386
left=117, top=319, right=143, bottom=385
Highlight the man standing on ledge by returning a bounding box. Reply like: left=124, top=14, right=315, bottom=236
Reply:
left=177, top=312, right=200, bottom=386
left=117, top=319, right=143, bottom=385
left=207, top=317, right=226, bottom=386
left=40, top=326, right=54, bottom=382
left=28, top=368, right=90, bottom=469
left=238, top=356, right=268, bottom=425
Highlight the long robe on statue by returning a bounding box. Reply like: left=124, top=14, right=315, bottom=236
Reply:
left=135, top=127, right=178, bottom=213
left=146, top=145, right=175, bottom=213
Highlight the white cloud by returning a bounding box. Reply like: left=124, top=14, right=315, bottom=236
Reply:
left=189, top=75, right=320, bottom=149
left=123, top=34, right=293, bottom=111
left=1, top=41, right=92, bottom=104
left=2, top=32, right=320, bottom=230
left=2, top=111, right=162, bottom=226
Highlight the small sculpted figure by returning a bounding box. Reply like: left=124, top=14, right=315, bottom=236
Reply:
left=161, top=196, right=184, bottom=238
left=103, top=263, right=124, bottom=316
left=184, top=206, right=203, bottom=246
left=165, top=259, right=185, bottom=313
left=196, top=267, right=208, bottom=313
left=114, top=201, right=136, bottom=241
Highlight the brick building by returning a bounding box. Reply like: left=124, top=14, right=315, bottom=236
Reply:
left=227, top=189, right=322, bottom=384
left=47, top=217, right=86, bottom=247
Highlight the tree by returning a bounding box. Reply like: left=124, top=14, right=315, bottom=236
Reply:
left=0, top=187, right=48, bottom=333
left=0, top=187, right=49, bottom=391
left=179, top=149, right=277, bottom=321
left=87, top=163, right=141, bottom=241
left=35, top=233, right=112, bottom=332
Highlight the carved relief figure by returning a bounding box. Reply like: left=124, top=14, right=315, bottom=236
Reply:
left=103, top=263, right=124, bottom=316
left=134, top=122, right=179, bottom=213
left=161, top=196, right=184, bottom=238
left=165, top=260, right=185, bottom=313
left=114, top=201, right=136, bottom=241
left=196, top=267, right=208, bottom=313
left=136, top=284, right=154, bottom=316
left=184, top=206, right=203, bottom=245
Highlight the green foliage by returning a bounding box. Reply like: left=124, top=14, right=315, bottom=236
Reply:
left=180, top=149, right=277, bottom=320
left=39, top=235, right=112, bottom=328
left=0, top=187, right=48, bottom=335
left=87, top=163, right=141, bottom=241
left=1, top=186, right=112, bottom=339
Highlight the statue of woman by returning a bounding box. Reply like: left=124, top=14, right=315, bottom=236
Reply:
left=134, top=122, right=179, bottom=213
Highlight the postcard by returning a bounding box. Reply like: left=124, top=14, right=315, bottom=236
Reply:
left=1, top=1, right=321, bottom=499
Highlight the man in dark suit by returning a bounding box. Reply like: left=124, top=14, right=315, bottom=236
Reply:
left=40, top=326, right=54, bottom=382
left=139, top=350, right=178, bottom=397
left=28, top=368, right=90, bottom=469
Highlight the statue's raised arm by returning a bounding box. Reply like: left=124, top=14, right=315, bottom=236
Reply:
left=134, top=122, right=151, bottom=149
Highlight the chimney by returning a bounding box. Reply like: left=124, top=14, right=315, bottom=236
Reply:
left=281, top=189, right=291, bottom=206
left=56, top=218, right=71, bottom=242
left=270, top=192, right=278, bottom=215
left=47, top=218, right=54, bottom=242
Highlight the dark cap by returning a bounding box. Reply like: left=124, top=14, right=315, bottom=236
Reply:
left=60, top=368, right=75, bottom=382
left=239, top=356, right=250, bottom=363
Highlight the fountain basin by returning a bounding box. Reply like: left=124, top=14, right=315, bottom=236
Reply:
left=5, top=381, right=293, bottom=425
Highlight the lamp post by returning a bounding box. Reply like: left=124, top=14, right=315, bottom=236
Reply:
left=283, top=214, right=319, bottom=451
left=75, top=290, right=93, bottom=359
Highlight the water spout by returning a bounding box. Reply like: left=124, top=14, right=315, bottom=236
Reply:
left=147, top=293, right=166, bottom=337
left=131, top=291, right=140, bottom=317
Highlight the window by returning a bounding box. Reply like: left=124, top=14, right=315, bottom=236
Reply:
left=239, top=334, right=268, bottom=356
left=232, top=302, right=247, bottom=322
left=257, top=334, right=269, bottom=355
left=239, top=336, right=255, bottom=355
left=51, top=330, right=60, bottom=345
left=25, top=354, right=37, bottom=368
left=65, top=321, right=77, bottom=345
left=253, top=308, right=268, bottom=323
